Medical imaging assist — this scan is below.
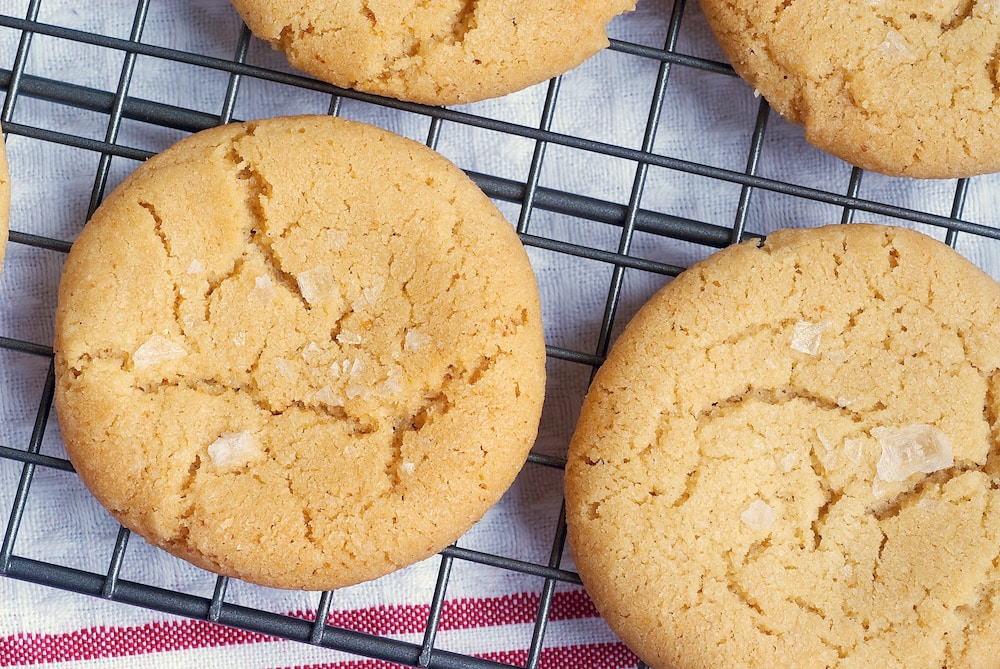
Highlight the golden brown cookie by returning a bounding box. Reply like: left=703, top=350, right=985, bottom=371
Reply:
left=566, top=224, right=1000, bottom=668
left=699, top=0, right=1000, bottom=178
left=0, top=132, right=9, bottom=273
left=228, top=0, right=636, bottom=106
left=54, top=115, right=546, bottom=590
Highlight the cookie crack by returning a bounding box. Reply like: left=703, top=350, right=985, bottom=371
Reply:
left=446, top=0, right=478, bottom=45
left=697, top=384, right=860, bottom=424
left=139, top=200, right=185, bottom=334
left=989, top=38, right=1000, bottom=94
left=224, top=131, right=313, bottom=312
left=939, top=0, right=975, bottom=32
left=168, top=453, right=202, bottom=545
left=387, top=385, right=451, bottom=488
left=869, top=464, right=983, bottom=521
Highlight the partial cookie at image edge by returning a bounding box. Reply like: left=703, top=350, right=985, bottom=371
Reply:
left=566, top=223, right=1000, bottom=668
left=699, top=0, right=1000, bottom=178
left=228, top=0, right=637, bottom=106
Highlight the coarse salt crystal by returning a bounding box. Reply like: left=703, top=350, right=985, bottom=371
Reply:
left=879, top=29, right=914, bottom=59
left=844, top=438, right=864, bottom=465
left=780, top=452, right=798, bottom=472
left=816, top=428, right=835, bottom=452
left=208, top=431, right=261, bottom=469
left=873, top=424, right=953, bottom=482
left=186, top=259, right=205, bottom=274
left=404, top=329, right=432, bottom=351
left=231, top=332, right=247, bottom=347
left=790, top=320, right=828, bottom=355
left=314, top=384, right=344, bottom=407
left=401, top=461, right=416, bottom=475
left=253, top=274, right=274, bottom=300
left=377, top=367, right=403, bottom=395
left=275, top=358, right=296, bottom=380
left=302, top=342, right=323, bottom=363
left=871, top=475, right=893, bottom=499
left=741, top=499, right=777, bottom=531
left=327, top=228, right=349, bottom=251
left=337, top=331, right=363, bottom=345
left=297, top=266, right=335, bottom=306
left=133, top=335, right=186, bottom=368
left=352, top=275, right=386, bottom=311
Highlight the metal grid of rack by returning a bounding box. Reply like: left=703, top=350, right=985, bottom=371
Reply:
left=2, top=1, right=999, bottom=668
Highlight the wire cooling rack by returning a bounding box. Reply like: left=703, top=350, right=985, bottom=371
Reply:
left=3, top=1, right=1000, bottom=668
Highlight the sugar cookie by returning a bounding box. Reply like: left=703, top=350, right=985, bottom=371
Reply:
left=229, top=0, right=636, bottom=105
left=700, top=0, right=1000, bottom=178
left=567, top=224, right=1000, bottom=667
left=54, top=115, right=546, bottom=590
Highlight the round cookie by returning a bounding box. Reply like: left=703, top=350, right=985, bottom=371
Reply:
left=54, top=115, right=546, bottom=590
left=0, top=132, right=9, bottom=273
left=699, top=0, right=1000, bottom=178
left=566, top=224, right=1000, bottom=668
left=228, top=0, right=636, bottom=106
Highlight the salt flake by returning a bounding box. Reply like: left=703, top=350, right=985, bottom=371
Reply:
left=879, top=29, right=914, bottom=59
left=297, top=266, right=336, bottom=306
left=791, top=320, right=828, bottom=355
left=208, top=431, right=261, bottom=469
left=337, top=331, right=363, bottom=346
left=327, top=228, right=349, bottom=251
left=133, top=335, right=186, bottom=368
left=302, top=342, right=323, bottom=364
left=872, top=424, right=953, bottom=482
left=844, top=438, right=864, bottom=465
left=314, top=385, right=344, bottom=407
left=253, top=274, right=274, bottom=300
left=741, top=499, right=777, bottom=531
left=404, top=329, right=432, bottom=351
left=186, top=259, right=205, bottom=274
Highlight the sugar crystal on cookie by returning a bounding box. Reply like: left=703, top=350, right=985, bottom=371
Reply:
left=873, top=424, right=953, bottom=482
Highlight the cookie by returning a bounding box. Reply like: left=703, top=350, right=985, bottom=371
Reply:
left=0, top=132, right=9, bottom=273
left=228, top=0, right=636, bottom=106
left=565, top=224, right=1000, bottom=668
left=54, top=115, right=546, bottom=590
left=699, top=0, right=1000, bottom=178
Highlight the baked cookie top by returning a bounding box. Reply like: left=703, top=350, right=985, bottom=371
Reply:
left=566, top=224, right=1000, bottom=668
left=699, top=0, right=1000, bottom=178
left=54, top=115, right=546, bottom=590
left=0, top=132, right=9, bottom=274
left=228, top=0, right=636, bottom=106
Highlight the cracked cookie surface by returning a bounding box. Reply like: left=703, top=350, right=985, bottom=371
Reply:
left=227, top=0, right=635, bottom=105
left=565, top=224, right=1000, bottom=668
left=700, top=0, right=1000, bottom=178
left=54, top=115, right=546, bottom=590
